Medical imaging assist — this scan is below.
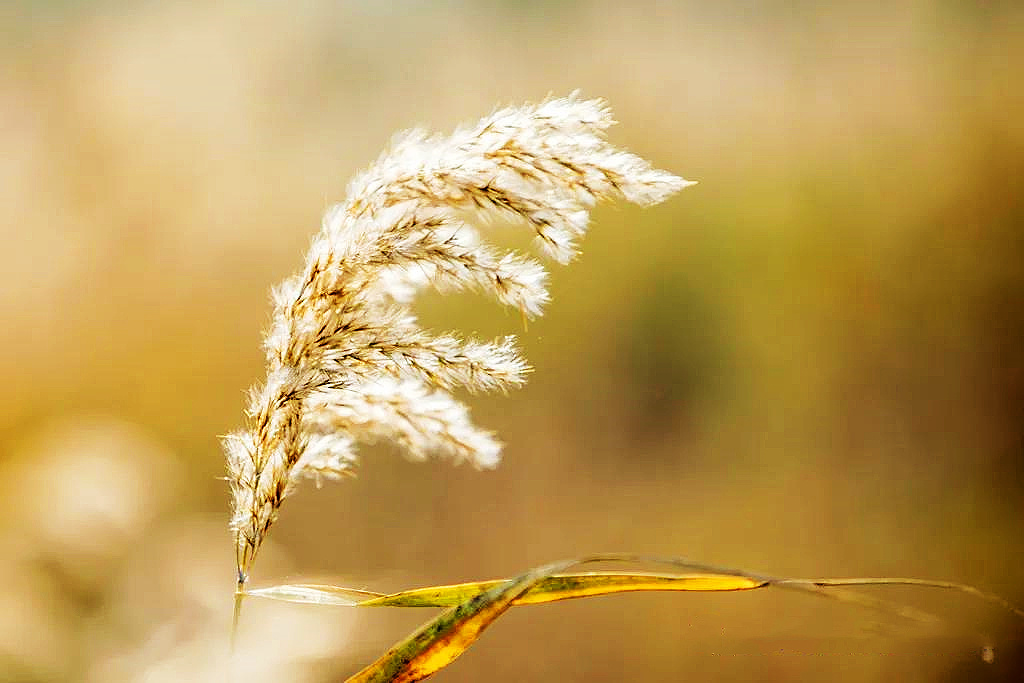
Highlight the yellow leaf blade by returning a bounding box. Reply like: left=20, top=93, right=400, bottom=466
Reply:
left=345, top=559, right=577, bottom=683
left=358, top=572, right=765, bottom=607
left=244, top=583, right=382, bottom=606
left=245, top=554, right=1022, bottom=682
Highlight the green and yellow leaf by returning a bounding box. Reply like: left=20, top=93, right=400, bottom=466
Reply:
left=240, top=554, right=1023, bottom=682
left=344, top=559, right=579, bottom=683
left=357, top=571, right=764, bottom=607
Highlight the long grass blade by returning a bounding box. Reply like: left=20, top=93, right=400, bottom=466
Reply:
left=357, top=572, right=764, bottom=607
left=344, top=559, right=579, bottom=683
left=241, top=555, right=1023, bottom=682
left=242, top=556, right=1023, bottom=622
left=244, top=583, right=383, bottom=606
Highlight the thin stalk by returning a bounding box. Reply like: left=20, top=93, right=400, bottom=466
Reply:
left=231, top=578, right=245, bottom=650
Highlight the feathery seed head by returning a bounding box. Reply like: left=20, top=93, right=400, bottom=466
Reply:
left=225, top=93, right=694, bottom=582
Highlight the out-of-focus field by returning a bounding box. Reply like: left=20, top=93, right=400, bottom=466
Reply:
left=2, top=1, right=1022, bottom=681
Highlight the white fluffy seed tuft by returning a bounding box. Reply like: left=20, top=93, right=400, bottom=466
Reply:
left=224, top=93, right=694, bottom=581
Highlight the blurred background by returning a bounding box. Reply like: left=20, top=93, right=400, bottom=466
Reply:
left=2, top=1, right=1022, bottom=680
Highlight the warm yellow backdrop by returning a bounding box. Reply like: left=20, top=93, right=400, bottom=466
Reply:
left=2, top=1, right=1022, bottom=681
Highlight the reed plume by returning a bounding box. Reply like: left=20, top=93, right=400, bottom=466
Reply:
left=223, top=94, right=693, bottom=588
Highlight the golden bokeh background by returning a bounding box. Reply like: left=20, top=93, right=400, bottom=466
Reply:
left=2, top=1, right=1022, bottom=680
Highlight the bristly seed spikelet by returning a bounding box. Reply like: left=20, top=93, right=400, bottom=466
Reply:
left=223, top=93, right=694, bottom=586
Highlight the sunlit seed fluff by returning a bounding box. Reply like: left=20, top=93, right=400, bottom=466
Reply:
left=224, top=92, right=694, bottom=583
